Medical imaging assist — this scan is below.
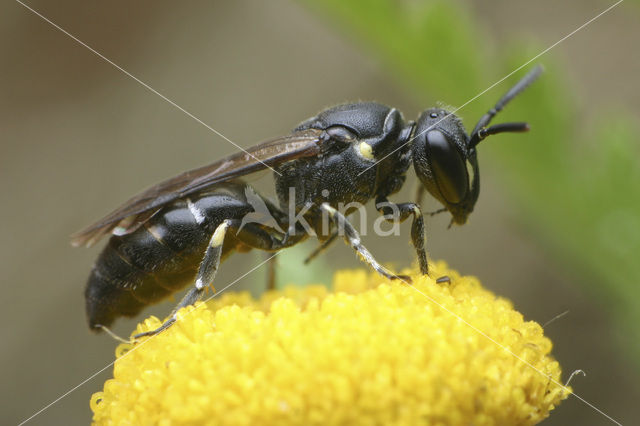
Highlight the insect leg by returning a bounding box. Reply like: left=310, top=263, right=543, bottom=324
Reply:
left=436, top=276, right=451, bottom=284
left=414, top=184, right=426, bottom=206
left=319, top=203, right=411, bottom=282
left=134, top=219, right=232, bottom=338
left=260, top=196, right=287, bottom=290
left=229, top=220, right=304, bottom=290
left=414, top=187, right=447, bottom=217
left=376, top=197, right=428, bottom=275
left=266, top=254, right=277, bottom=291
left=303, top=230, right=338, bottom=264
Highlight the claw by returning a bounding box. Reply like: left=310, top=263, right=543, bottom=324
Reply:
left=391, top=274, right=412, bottom=283
left=436, top=275, right=451, bottom=284
left=133, top=317, right=176, bottom=339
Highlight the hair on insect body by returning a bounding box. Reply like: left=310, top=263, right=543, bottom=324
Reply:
left=72, top=66, right=543, bottom=338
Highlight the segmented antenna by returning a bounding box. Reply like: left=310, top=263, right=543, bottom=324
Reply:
left=469, top=65, right=544, bottom=147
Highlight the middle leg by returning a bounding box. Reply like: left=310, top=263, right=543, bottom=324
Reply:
left=135, top=219, right=297, bottom=338
left=303, top=230, right=338, bottom=264
left=376, top=196, right=428, bottom=274
left=319, top=203, right=410, bottom=282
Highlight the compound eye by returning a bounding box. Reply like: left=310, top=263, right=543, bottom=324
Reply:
left=426, top=130, right=468, bottom=204
left=326, top=125, right=357, bottom=142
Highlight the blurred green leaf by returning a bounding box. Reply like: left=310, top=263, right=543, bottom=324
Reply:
left=302, top=0, right=640, bottom=363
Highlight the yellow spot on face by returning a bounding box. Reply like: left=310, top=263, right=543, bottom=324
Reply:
left=466, top=160, right=475, bottom=184
left=211, top=221, right=228, bottom=247
left=358, top=142, right=374, bottom=160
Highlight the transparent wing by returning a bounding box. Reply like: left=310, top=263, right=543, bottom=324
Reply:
left=71, top=129, right=324, bottom=247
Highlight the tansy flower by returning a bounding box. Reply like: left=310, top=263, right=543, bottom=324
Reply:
left=91, top=261, right=569, bottom=425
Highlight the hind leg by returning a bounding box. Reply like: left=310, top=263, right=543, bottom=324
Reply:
left=134, top=219, right=299, bottom=338
left=266, top=255, right=277, bottom=291
left=134, top=220, right=232, bottom=338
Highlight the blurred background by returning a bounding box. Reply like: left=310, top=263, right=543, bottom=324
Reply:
left=2, top=0, right=639, bottom=424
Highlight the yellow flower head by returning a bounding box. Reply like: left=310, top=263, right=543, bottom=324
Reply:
left=91, top=262, right=569, bottom=425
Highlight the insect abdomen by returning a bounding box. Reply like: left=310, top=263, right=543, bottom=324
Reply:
left=85, top=200, right=214, bottom=330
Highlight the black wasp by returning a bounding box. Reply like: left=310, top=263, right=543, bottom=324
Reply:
left=73, top=66, right=542, bottom=338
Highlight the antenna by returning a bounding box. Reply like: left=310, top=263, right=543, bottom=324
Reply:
left=469, top=65, right=543, bottom=147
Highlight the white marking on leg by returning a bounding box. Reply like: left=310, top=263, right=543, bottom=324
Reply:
left=211, top=220, right=229, bottom=247
left=195, top=278, right=205, bottom=290
left=321, top=203, right=336, bottom=215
